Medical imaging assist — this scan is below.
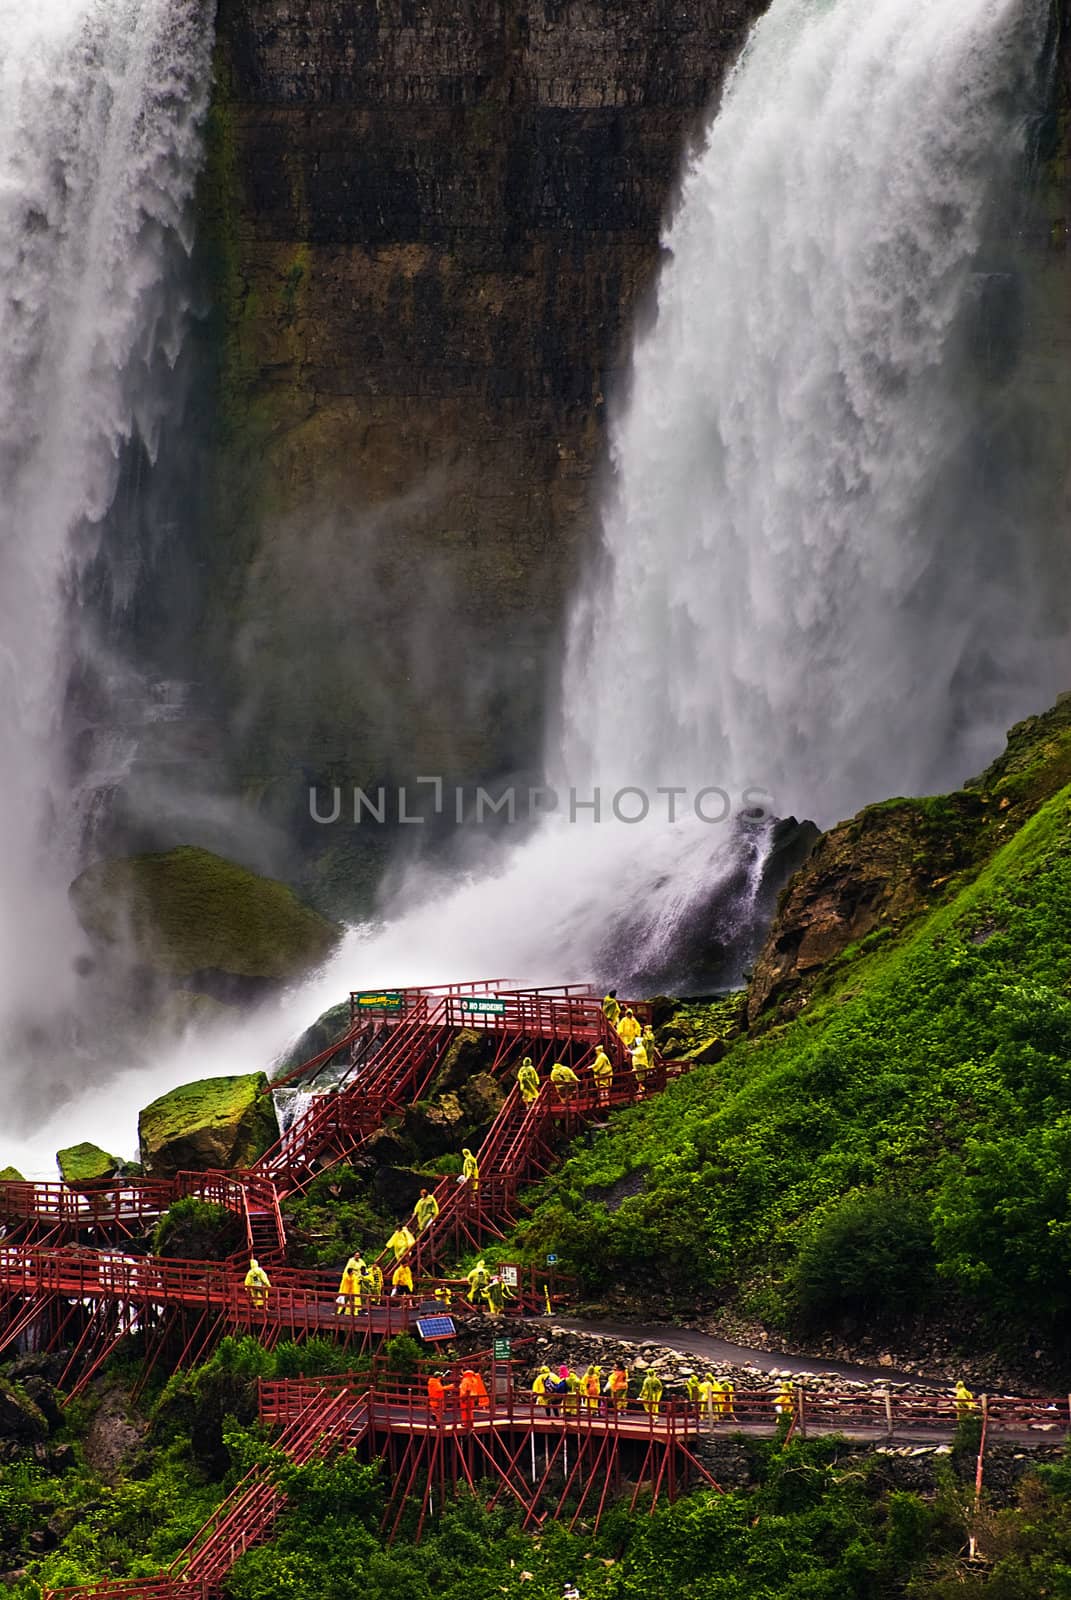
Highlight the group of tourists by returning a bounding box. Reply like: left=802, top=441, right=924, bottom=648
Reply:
left=247, top=996, right=660, bottom=1320
left=334, top=1184, right=444, bottom=1314
left=463, top=1257, right=516, bottom=1315
left=526, top=1361, right=741, bottom=1420
left=427, top=1366, right=491, bottom=1427
left=516, top=996, right=659, bottom=1110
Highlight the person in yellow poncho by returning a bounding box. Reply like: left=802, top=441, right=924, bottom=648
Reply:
left=336, top=1254, right=363, bottom=1315
left=616, top=1008, right=641, bottom=1048
left=391, top=1261, right=414, bottom=1296
left=461, top=1148, right=480, bottom=1190
left=413, top=1188, right=439, bottom=1232
left=591, top=1046, right=613, bottom=1105
left=639, top=1369, right=663, bottom=1417
left=517, top=1057, right=541, bottom=1104
left=244, top=1257, right=271, bottom=1309
left=386, top=1224, right=415, bottom=1263
left=550, top=1062, right=580, bottom=1102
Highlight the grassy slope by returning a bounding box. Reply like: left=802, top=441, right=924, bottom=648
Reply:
left=512, top=778, right=1071, bottom=1352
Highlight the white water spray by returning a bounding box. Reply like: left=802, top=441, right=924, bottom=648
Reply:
left=564, top=0, right=1060, bottom=820
left=0, top=0, right=213, bottom=1065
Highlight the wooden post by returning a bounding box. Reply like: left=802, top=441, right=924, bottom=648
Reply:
left=796, top=1384, right=806, bottom=1439
left=968, top=1395, right=988, bottom=1562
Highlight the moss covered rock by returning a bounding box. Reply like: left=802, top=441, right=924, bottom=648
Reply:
left=272, top=1000, right=352, bottom=1082
left=56, top=1143, right=120, bottom=1188
left=0, top=1167, right=24, bottom=1183
left=70, top=846, right=340, bottom=991
left=0, top=1379, right=48, bottom=1443
left=139, top=1072, right=280, bottom=1176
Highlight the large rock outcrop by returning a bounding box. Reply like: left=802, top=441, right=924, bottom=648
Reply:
left=138, top=1073, right=280, bottom=1175
left=748, top=695, right=1071, bottom=1025
left=71, top=846, right=340, bottom=1001
left=196, top=0, right=771, bottom=907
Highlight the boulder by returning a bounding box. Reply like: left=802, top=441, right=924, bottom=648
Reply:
left=458, top=1071, right=505, bottom=1125
left=0, top=1167, right=24, bottom=1183
left=688, top=1037, right=727, bottom=1065
left=273, top=1000, right=352, bottom=1081
left=404, top=1092, right=466, bottom=1158
left=139, top=1072, right=280, bottom=1176
left=70, top=846, right=341, bottom=997
left=56, top=1142, right=120, bottom=1188
left=432, top=1030, right=487, bottom=1092
left=0, top=1380, right=48, bottom=1443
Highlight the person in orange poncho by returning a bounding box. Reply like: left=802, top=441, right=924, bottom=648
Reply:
left=459, top=1368, right=490, bottom=1428
left=427, top=1373, right=453, bottom=1416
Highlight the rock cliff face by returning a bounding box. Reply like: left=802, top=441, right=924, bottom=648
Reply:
left=199, top=0, right=767, bottom=903
left=747, top=694, right=1071, bottom=1026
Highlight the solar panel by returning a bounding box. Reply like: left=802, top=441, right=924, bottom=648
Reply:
left=416, top=1315, right=456, bottom=1341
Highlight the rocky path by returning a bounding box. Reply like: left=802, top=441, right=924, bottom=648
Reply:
left=551, top=1316, right=935, bottom=1385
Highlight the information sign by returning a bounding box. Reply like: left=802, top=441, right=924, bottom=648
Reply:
left=355, top=991, right=403, bottom=1010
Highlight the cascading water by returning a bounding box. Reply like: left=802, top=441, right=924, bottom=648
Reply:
left=324, top=0, right=1061, bottom=987
left=5, top=0, right=1065, bottom=1169
left=0, top=0, right=214, bottom=1110
left=562, top=0, right=1063, bottom=824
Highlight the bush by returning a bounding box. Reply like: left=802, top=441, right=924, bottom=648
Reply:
left=152, top=1198, right=244, bottom=1262
left=790, top=1190, right=936, bottom=1331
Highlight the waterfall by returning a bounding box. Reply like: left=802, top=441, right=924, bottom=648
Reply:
left=330, top=0, right=1059, bottom=986
left=562, top=0, right=1059, bottom=823
left=0, top=0, right=214, bottom=1082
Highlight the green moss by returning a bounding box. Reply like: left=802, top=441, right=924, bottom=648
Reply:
left=139, top=1072, right=279, bottom=1175
left=70, top=846, right=340, bottom=982
left=0, top=1166, right=24, bottom=1182
left=56, top=1143, right=120, bottom=1188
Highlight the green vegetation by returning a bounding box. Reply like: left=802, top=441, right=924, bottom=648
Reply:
left=512, top=775, right=1071, bottom=1353
left=70, top=846, right=340, bottom=983
left=282, top=1166, right=397, bottom=1270
left=152, top=1198, right=245, bottom=1261
left=138, top=1072, right=279, bottom=1177
left=4, top=1334, right=1071, bottom=1597
left=55, top=1143, right=119, bottom=1188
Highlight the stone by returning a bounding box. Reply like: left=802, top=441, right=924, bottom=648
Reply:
left=196, top=0, right=774, bottom=916
left=458, top=1071, right=505, bottom=1125
left=138, top=1072, right=280, bottom=1176
left=56, top=1142, right=120, bottom=1188
left=0, top=1167, right=24, bottom=1183
left=273, top=1001, right=353, bottom=1081
left=70, top=846, right=340, bottom=996
left=688, top=1037, right=727, bottom=1066
left=17, top=1378, right=60, bottom=1431
left=748, top=696, right=1071, bottom=1025
left=0, top=1380, right=48, bottom=1443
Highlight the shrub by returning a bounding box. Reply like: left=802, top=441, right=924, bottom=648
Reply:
left=790, top=1190, right=935, bottom=1330
left=152, top=1198, right=244, bottom=1261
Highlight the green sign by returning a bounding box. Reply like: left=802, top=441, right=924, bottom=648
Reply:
left=493, top=1338, right=512, bottom=1360
left=460, top=997, right=507, bottom=1015
left=355, top=991, right=403, bottom=1010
